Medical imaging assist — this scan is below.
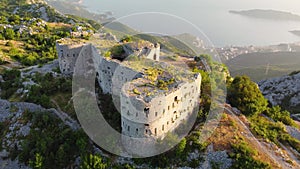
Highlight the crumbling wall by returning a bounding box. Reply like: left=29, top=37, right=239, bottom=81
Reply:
left=144, top=43, right=160, bottom=61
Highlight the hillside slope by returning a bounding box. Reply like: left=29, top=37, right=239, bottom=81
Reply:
left=0, top=0, right=68, bottom=22
left=226, top=52, right=300, bottom=81
left=0, top=0, right=99, bottom=67
left=46, top=0, right=114, bottom=23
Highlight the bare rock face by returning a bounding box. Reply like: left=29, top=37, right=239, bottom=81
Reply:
left=0, top=99, right=11, bottom=122
left=258, top=72, right=300, bottom=110
left=104, top=33, right=118, bottom=41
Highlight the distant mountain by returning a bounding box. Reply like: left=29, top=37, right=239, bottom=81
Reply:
left=226, top=52, right=300, bottom=82
left=173, top=33, right=208, bottom=54
left=259, top=71, right=300, bottom=114
left=46, top=0, right=114, bottom=24
left=290, top=30, right=300, bottom=37
left=229, top=9, right=300, bottom=21
left=103, top=21, right=139, bottom=37
left=133, top=33, right=196, bottom=56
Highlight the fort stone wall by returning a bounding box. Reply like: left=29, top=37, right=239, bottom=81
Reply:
left=57, top=41, right=201, bottom=143
left=121, top=74, right=201, bottom=139
left=144, top=43, right=160, bottom=61
left=56, top=43, right=86, bottom=75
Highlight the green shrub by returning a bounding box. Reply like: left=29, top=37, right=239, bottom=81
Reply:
left=264, top=106, right=295, bottom=126
left=26, top=73, right=72, bottom=108
left=0, top=69, right=22, bottom=99
left=120, top=35, right=132, bottom=43
left=110, top=45, right=125, bottom=57
left=103, top=51, right=111, bottom=58
left=5, top=41, right=13, bottom=47
left=80, top=154, right=108, bottom=169
left=227, top=76, right=268, bottom=116
left=18, top=111, right=91, bottom=169
left=4, top=28, right=15, bottom=40
left=250, top=115, right=300, bottom=153
left=230, top=141, right=271, bottom=169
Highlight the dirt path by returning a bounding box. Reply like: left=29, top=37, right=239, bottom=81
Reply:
left=50, top=99, right=80, bottom=130
left=0, top=65, right=12, bottom=70
left=224, top=107, right=295, bottom=169
left=279, top=142, right=300, bottom=166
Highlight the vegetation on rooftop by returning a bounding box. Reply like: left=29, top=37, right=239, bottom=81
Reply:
left=144, top=67, right=162, bottom=82
left=132, top=88, right=141, bottom=95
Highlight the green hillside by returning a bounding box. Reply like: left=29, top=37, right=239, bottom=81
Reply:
left=226, top=52, right=300, bottom=81
left=0, top=0, right=97, bottom=66
left=134, top=33, right=196, bottom=56
left=46, top=0, right=113, bottom=24
left=0, top=0, right=68, bottom=22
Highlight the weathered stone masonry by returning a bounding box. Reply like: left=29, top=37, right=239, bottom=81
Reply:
left=57, top=40, right=201, bottom=140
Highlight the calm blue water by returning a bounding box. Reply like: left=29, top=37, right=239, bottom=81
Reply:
left=83, top=0, right=300, bottom=47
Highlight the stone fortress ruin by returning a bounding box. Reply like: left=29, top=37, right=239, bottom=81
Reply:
left=56, top=37, right=201, bottom=140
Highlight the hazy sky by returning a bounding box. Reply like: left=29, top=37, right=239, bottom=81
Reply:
left=82, top=0, right=300, bottom=46
left=83, top=0, right=300, bottom=16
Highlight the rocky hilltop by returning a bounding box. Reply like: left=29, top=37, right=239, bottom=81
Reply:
left=259, top=71, right=300, bottom=113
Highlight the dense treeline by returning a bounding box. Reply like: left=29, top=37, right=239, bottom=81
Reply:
left=0, top=69, right=22, bottom=99
left=26, top=72, right=71, bottom=108
left=16, top=110, right=92, bottom=169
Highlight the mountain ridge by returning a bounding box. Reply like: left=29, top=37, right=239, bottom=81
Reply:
left=230, top=9, right=300, bottom=21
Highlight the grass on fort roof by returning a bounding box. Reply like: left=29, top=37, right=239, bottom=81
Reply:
left=125, top=57, right=196, bottom=97
left=56, top=37, right=88, bottom=45
left=89, top=35, right=119, bottom=49
left=124, top=56, right=194, bottom=82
